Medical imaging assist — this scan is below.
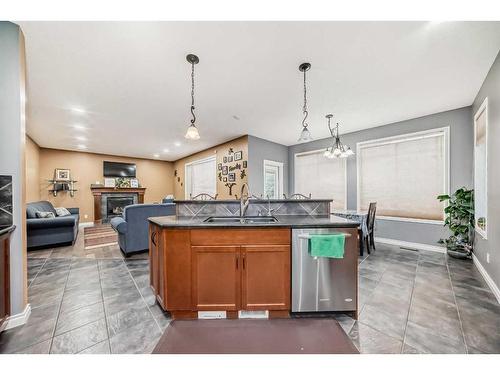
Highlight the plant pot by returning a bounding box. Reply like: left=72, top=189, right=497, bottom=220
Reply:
left=446, top=245, right=470, bottom=259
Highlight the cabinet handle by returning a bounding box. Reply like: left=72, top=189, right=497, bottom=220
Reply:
left=151, top=231, right=157, bottom=246
left=236, top=256, right=239, bottom=269
left=242, top=254, right=246, bottom=269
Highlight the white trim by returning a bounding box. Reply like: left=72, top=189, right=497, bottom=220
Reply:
left=473, top=97, right=488, bottom=240
left=263, top=159, right=284, bottom=199
left=79, top=221, right=94, bottom=228
left=376, top=216, right=444, bottom=225
left=4, top=304, right=31, bottom=330
left=374, top=237, right=446, bottom=254
left=473, top=254, right=500, bottom=304
left=184, top=154, right=217, bottom=199
left=357, top=127, right=450, bottom=221
left=294, top=148, right=348, bottom=210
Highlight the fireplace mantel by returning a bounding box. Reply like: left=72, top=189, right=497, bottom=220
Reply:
left=91, top=186, right=146, bottom=223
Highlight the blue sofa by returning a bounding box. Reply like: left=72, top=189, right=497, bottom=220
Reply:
left=110, top=203, right=175, bottom=255
left=27, top=201, right=79, bottom=248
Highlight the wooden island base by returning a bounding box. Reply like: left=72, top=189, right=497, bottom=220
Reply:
left=149, top=222, right=358, bottom=320
left=149, top=227, right=292, bottom=318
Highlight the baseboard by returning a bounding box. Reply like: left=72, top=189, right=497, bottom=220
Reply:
left=79, top=221, right=94, bottom=228
left=374, top=237, right=446, bottom=254
left=472, top=254, right=500, bottom=304
left=5, top=304, right=31, bottom=330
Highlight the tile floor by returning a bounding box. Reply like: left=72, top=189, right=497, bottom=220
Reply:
left=1, top=230, right=499, bottom=354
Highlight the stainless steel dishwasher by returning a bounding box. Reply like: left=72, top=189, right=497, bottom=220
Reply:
left=291, top=228, right=357, bottom=313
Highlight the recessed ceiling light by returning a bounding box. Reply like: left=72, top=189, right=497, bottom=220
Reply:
left=71, top=107, right=86, bottom=114
left=73, top=124, right=87, bottom=131
left=174, top=142, right=181, bottom=147
left=75, top=136, right=86, bottom=141
left=77, top=144, right=87, bottom=150
left=163, top=148, right=170, bottom=153
left=153, top=154, right=160, bottom=158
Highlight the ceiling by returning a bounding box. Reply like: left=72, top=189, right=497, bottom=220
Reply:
left=19, top=21, right=500, bottom=161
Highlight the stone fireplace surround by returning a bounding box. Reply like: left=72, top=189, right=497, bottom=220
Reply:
left=101, top=193, right=137, bottom=223
left=90, top=186, right=146, bottom=223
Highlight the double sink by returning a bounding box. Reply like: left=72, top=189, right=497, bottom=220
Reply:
left=203, top=216, right=279, bottom=224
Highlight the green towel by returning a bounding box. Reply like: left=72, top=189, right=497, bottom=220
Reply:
left=308, top=234, right=345, bottom=258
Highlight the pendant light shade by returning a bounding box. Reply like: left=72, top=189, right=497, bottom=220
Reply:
left=185, top=123, right=200, bottom=140
left=297, top=62, right=313, bottom=143
left=185, top=54, right=201, bottom=140
left=298, top=126, right=313, bottom=143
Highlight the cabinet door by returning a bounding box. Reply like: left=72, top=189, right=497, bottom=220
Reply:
left=241, top=245, right=290, bottom=311
left=191, top=246, right=240, bottom=311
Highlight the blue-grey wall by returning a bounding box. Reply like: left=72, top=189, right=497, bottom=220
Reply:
left=472, top=50, right=500, bottom=290
left=248, top=135, right=289, bottom=197
left=288, top=106, right=473, bottom=246
left=0, top=22, right=27, bottom=316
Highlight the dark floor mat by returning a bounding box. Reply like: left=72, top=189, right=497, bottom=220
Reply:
left=153, top=318, right=359, bottom=354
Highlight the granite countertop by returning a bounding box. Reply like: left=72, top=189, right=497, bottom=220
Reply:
left=173, top=199, right=333, bottom=204
left=148, top=215, right=359, bottom=229
left=0, top=225, right=16, bottom=237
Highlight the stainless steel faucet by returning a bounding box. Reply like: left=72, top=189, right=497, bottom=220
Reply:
left=240, top=183, right=250, bottom=218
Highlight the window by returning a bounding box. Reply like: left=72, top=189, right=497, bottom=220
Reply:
left=474, top=98, right=488, bottom=238
left=357, top=128, right=449, bottom=222
left=294, top=150, right=346, bottom=210
left=185, top=155, right=217, bottom=198
left=263, top=160, right=283, bottom=199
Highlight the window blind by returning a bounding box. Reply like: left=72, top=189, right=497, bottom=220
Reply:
left=358, top=130, right=447, bottom=221
left=294, top=150, right=346, bottom=210
left=186, top=157, right=216, bottom=198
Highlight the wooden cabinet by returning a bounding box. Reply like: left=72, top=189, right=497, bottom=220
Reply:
left=150, top=227, right=291, bottom=318
left=241, top=245, right=290, bottom=311
left=191, top=246, right=240, bottom=311
left=0, top=227, right=13, bottom=332
left=191, top=244, right=290, bottom=312
left=149, top=224, right=161, bottom=297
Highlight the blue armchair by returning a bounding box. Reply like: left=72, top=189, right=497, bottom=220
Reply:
left=110, top=203, right=175, bottom=255
left=26, top=201, right=79, bottom=248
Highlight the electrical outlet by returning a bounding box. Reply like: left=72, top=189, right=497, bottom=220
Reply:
left=487, top=253, right=490, bottom=263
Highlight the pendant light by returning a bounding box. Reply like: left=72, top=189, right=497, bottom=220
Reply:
left=297, top=62, right=313, bottom=143
left=184, top=54, right=201, bottom=140
left=323, top=114, right=354, bottom=159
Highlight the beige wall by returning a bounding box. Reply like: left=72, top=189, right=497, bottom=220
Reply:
left=173, top=136, right=248, bottom=199
left=37, top=149, right=174, bottom=222
left=25, top=135, right=41, bottom=202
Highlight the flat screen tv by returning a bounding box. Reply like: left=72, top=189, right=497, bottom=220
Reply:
left=103, top=161, right=136, bottom=178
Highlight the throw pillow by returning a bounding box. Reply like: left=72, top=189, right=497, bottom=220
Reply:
left=55, top=207, right=71, bottom=217
left=36, top=211, right=56, bottom=219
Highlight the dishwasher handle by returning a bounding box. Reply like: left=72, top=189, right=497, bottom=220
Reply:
left=298, top=233, right=351, bottom=239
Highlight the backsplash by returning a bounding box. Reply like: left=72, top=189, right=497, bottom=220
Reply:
left=176, top=199, right=331, bottom=217
left=0, top=175, right=13, bottom=227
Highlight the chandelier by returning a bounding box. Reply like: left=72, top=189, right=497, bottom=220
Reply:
left=323, top=114, right=354, bottom=158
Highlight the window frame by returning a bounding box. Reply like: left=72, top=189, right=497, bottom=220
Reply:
left=356, top=127, right=450, bottom=225
left=263, top=159, right=284, bottom=199
left=293, top=148, right=347, bottom=210
left=184, top=154, right=217, bottom=199
left=474, top=97, right=488, bottom=239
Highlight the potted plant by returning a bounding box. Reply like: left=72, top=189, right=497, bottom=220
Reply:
left=437, top=187, right=474, bottom=259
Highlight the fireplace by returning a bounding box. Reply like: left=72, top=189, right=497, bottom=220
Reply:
left=107, top=197, right=134, bottom=219
left=91, top=186, right=146, bottom=224
left=100, top=193, right=138, bottom=223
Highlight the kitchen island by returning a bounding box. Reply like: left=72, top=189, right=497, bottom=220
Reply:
left=148, top=214, right=359, bottom=319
